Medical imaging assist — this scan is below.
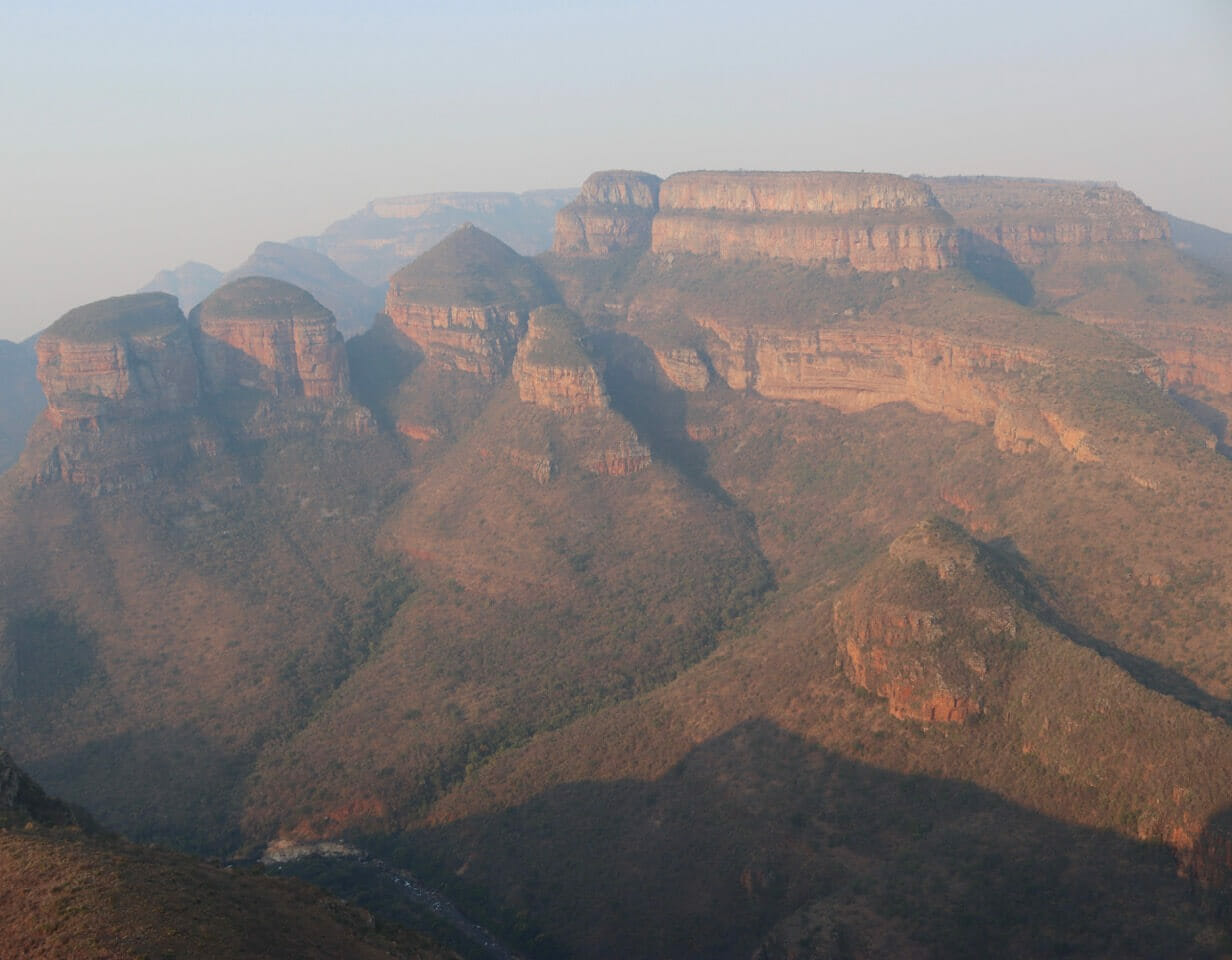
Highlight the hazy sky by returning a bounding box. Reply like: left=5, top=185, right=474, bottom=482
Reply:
left=1, top=0, right=1229, bottom=341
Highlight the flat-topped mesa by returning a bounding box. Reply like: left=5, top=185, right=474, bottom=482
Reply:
left=553, top=170, right=662, bottom=256
left=386, top=224, right=557, bottom=380
left=923, top=176, right=1171, bottom=264
left=37, top=293, right=201, bottom=428
left=651, top=171, right=960, bottom=271
left=190, top=277, right=350, bottom=400
left=512, top=306, right=608, bottom=413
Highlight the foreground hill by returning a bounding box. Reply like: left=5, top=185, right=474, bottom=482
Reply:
left=4, top=170, right=1232, bottom=956
left=0, top=750, right=455, bottom=960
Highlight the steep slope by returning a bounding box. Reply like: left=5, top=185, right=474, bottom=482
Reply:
left=385, top=224, right=558, bottom=381
left=0, top=336, right=45, bottom=474
left=1170, top=213, right=1232, bottom=279
left=138, top=261, right=223, bottom=313
left=223, top=241, right=386, bottom=336
left=553, top=170, right=661, bottom=256
left=296, top=188, right=576, bottom=287
left=0, top=750, right=455, bottom=959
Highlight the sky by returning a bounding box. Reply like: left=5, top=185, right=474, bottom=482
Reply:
left=1, top=0, right=1229, bottom=342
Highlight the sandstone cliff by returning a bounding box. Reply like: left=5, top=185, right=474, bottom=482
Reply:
left=386, top=225, right=557, bottom=380
left=553, top=171, right=661, bottom=256
left=190, top=277, right=351, bottom=400
left=834, top=518, right=1013, bottom=723
left=924, top=176, right=1171, bottom=265
left=22, top=293, right=219, bottom=492
left=650, top=171, right=960, bottom=270
left=509, top=306, right=650, bottom=477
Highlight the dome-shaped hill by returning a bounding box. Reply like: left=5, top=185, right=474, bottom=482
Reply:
left=388, top=223, right=557, bottom=310
left=190, top=276, right=333, bottom=324
left=45, top=292, right=185, bottom=343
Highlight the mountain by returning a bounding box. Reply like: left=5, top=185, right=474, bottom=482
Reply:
left=1169, top=212, right=1232, bottom=279
left=0, top=335, right=43, bottom=474
left=3, top=169, right=1232, bottom=956
left=139, top=260, right=224, bottom=312
left=223, top=241, right=387, bottom=336
left=0, top=749, right=456, bottom=959
left=294, top=188, right=577, bottom=287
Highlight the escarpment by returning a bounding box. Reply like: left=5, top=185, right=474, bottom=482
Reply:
left=386, top=224, right=557, bottom=379
left=553, top=170, right=661, bottom=256
left=650, top=171, right=960, bottom=270
left=924, top=176, right=1171, bottom=266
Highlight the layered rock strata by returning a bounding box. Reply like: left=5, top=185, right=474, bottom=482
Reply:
left=834, top=518, right=1010, bottom=724
left=386, top=225, right=556, bottom=380
left=650, top=171, right=960, bottom=270
left=190, top=277, right=350, bottom=399
left=553, top=170, right=662, bottom=256
left=511, top=307, right=651, bottom=476
left=25, top=293, right=218, bottom=492
left=923, top=176, right=1171, bottom=265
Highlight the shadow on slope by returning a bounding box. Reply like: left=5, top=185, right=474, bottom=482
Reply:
left=397, top=718, right=1226, bottom=960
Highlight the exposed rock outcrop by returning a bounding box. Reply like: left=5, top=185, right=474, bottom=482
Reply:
left=510, top=307, right=651, bottom=476
left=22, top=293, right=218, bottom=492
left=834, top=518, right=1014, bottom=723
left=651, top=171, right=960, bottom=270
left=554, top=171, right=661, bottom=256
left=191, top=277, right=351, bottom=400
left=222, top=242, right=385, bottom=336
left=386, top=225, right=557, bottom=380
left=924, top=176, right=1170, bottom=265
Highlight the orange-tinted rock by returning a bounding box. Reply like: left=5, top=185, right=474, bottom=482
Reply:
left=37, top=293, right=201, bottom=425
left=190, top=277, right=350, bottom=399
left=553, top=171, right=661, bottom=256
left=924, top=176, right=1170, bottom=265
left=386, top=225, right=556, bottom=379
left=25, top=293, right=218, bottom=492
left=834, top=518, right=1017, bottom=724
left=654, top=347, right=711, bottom=391
left=651, top=171, right=959, bottom=271
left=512, top=307, right=609, bottom=414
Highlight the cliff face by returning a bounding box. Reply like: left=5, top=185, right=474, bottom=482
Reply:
left=386, top=225, right=556, bottom=380
left=924, top=176, right=1170, bottom=265
left=553, top=171, right=662, bottom=256
left=650, top=172, right=959, bottom=271
left=635, top=302, right=1111, bottom=462
left=23, top=294, right=217, bottom=492
left=834, top=519, right=1010, bottom=724
left=191, top=277, right=350, bottom=399
left=37, top=294, right=201, bottom=426
left=510, top=307, right=651, bottom=477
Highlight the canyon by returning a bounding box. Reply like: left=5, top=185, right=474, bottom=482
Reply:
left=5, top=166, right=1232, bottom=958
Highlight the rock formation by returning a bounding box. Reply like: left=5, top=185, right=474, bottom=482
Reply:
left=386, top=225, right=557, bottom=380
left=222, top=242, right=385, bottom=336
left=834, top=518, right=1013, bottom=723
left=190, top=277, right=351, bottom=399
left=650, top=171, right=960, bottom=270
left=299, top=187, right=576, bottom=287
left=21, top=293, right=217, bottom=492
left=510, top=306, right=651, bottom=477
left=553, top=171, right=661, bottom=256
left=923, top=176, right=1171, bottom=265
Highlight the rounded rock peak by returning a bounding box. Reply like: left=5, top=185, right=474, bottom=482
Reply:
left=190, top=276, right=333, bottom=325
left=45, top=292, right=186, bottom=343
